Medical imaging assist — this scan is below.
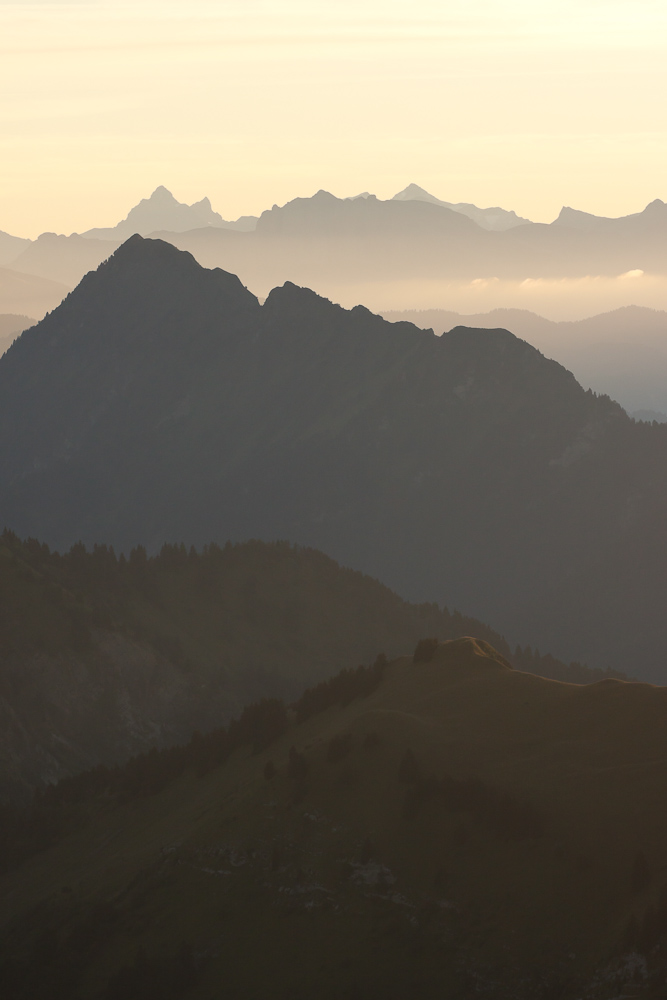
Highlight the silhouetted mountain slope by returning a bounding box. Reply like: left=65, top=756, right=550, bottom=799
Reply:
left=0, top=530, right=598, bottom=801
left=82, top=185, right=257, bottom=240
left=7, top=192, right=667, bottom=317
left=552, top=198, right=667, bottom=234
left=382, top=305, right=667, bottom=415
left=163, top=190, right=667, bottom=293
left=2, top=237, right=667, bottom=677
left=392, top=182, right=531, bottom=230
left=255, top=188, right=478, bottom=239
left=1, top=639, right=665, bottom=998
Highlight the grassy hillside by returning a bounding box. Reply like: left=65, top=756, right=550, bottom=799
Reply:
left=0, top=638, right=663, bottom=999
left=1, top=529, right=610, bottom=800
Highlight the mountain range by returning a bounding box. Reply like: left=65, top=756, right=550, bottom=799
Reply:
left=82, top=185, right=258, bottom=240
left=391, top=182, right=531, bottom=230
left=383, top=305, right=667, bottom=418
left=2, top=236, right=667, bottom=679
left=4, top=186, right=667, bottom=315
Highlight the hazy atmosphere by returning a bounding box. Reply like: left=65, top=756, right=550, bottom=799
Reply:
left=4, top=3, right=667, bottom=999
left=2, top=0, right=667, bottom=236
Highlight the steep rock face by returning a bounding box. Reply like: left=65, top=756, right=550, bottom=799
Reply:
left=1, top=238, right=667, bottom=676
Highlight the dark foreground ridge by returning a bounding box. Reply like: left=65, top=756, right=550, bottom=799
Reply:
left=1, top=638, right=666, bottom=999
left=0, top=530, right=608, bottom=802
left=1, top=237, right=666, bottom=677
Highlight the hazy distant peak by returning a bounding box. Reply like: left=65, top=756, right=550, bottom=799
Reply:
left=553, top=199, right=667, bottom=229
left=81, top=187, right=259, bottom=239
left=391, top=184, right=531, bottom=230
left=148, top=185, right=174, bottom=201
left=393, top=183, right=442, bottom=205
left=120, top=187, right=225, bottom=234
left=643, top=198, right=666, bottom=216
left=552, top=206, right=607, bottom=230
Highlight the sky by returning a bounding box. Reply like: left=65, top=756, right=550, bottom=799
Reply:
left=1, top=0, right=667, bottom=237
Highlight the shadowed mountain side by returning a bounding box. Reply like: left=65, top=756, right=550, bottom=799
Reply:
left=3, top=238, right=667, bottom=677
left=0, top=532, right=602, bottom=801
left=2, top=640, right=667, bottom=998
left=382, top=305, right=667, bottom=415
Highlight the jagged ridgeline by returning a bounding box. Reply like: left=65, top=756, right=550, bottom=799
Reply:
left=1, top=639, right=665, bottom=1000
left=2, top=236, right=667, bottom=678
left=0, top=531, right=612, bottom=802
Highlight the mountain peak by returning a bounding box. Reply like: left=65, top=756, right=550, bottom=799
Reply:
left=148, top=185, right=178, bottom=202
left=392, top=183, right=442, bottom=206
left=391, top=184, right=530, bottom=230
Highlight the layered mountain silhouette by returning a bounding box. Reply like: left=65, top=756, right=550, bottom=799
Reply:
left=82, top=185, right=257, bottom=240
left=4, top=188, right=667, bottom=300
left=0, top=229, right=30, bottom=267
left=0, top=531, right=599, bottom=801
left=2, top=237, right=667, bottom=678
left=384, top=304, right=667, bottom=416
left=392, top=182, right=532, bottom=230
left=8, top=232, right=116, bottom=287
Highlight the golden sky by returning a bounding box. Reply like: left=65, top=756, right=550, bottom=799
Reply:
left=2, top=0, right=667, bottom=237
